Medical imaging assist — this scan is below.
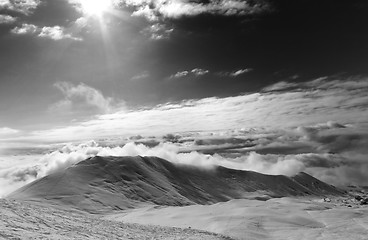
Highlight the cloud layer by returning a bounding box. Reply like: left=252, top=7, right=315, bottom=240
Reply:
left=17, top=77, right=367, bottom=142
left=2, top=118, right=368, bottom=197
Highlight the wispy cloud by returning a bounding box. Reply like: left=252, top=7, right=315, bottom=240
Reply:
left=229, top=68, right=252, bottom=77
left=170, top=70, right=189, bottom=78
left=131, top=71, right=150, bottom=81
left=170, top=68, right=209, bottom=79
left=141, top=23, right=173, bottom=40
left=123, top=0, right=270, bottom=21
left=50, top=82, right=116, bottom=115
left=0, top=127, right=20, bottom=136
left=11, top=24, right=82, bottom=41
left=171, top=68, right=251, bottom=79
left=191, top=68, right=209, bottom=76
left=262, top=81, right=299, bottom=92
left=11, top=76, right=365, bottom=143
left=217, top=68, right=253, bottom=77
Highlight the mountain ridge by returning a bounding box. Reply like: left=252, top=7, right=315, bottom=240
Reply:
left=8, top=156, right=345, bottom=213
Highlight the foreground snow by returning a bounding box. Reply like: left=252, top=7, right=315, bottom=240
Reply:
left=2, top=197, right=368, bottom=240
left=0, top=199, right=229, bottom=240
left=105, top=197, right=368, bottom=240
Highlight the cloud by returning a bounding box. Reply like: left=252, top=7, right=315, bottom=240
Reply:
left=311, top=162, right=368, bottom=187
left=216, top=68, right=253, bottom=77
left=229, top=68, right=252, bottom=77
left=141, top=23, right=173, bottom=40
left=50, top=82, right=115, bottom=115
left=4, top=76, right=362, bottom=144
left=170, top=70, right=189, bottom=78
left=237, top=123, right=368, bottom=186
left=131, top=3, right=159, bottom=21
left=123, top=0, right=270, bottom=21
left=2, top=118, right=368, bottom=196
left=191, top=68, right=209, bottom=76
left=262, top=81, right=303, bottom=92
left=11, top=24, right=82, bottom=41
left=0, top=127, right=20, bottom=136
left=74, top=17, right=88, bottom=28
left=262, top=77, right=368, bottom=93
left=170, top=68, right=209, bottom=79
left=0, top=14, right=16, bottom=24
left=296, top=123, right=368, bottom=155
left=11, top=23, right=38, bottom=34
left=0, top=174, right=35, bottom=198
left=0, top=0, right=40, bottom=15
left=38, top=26, right=82, bottom=41
left=131, top=71, right=150, bottom=81
left=0, top=161, right=41, bottom=197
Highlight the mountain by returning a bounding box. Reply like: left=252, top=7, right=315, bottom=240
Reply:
left=8, top=156, right=345, bottom=213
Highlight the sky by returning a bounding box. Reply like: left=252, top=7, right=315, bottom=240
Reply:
left=0, top=0, right=368, bottom=195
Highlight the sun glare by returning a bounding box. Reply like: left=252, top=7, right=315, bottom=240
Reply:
left=79, top=0, right=112, bottom=16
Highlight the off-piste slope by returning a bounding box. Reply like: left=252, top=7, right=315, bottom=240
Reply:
left=9, top=156, right=345, bottom=212
left=0, top=199, right=228, bottom=240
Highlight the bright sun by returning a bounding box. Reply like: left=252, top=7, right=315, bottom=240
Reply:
left=79, top=0, right=112, bottom=16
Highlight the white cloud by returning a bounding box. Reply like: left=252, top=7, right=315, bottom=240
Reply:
left=11, top=23, right=38, bottom=34
left=191, top=68, right=209, bottom=76
left=74, top=17, right=88, bottom=28
left=38, top=26, right=82, bottom=41
left=11, top=24, right=82, bottom=41
left=170, top=70, right=189, bottom=78
left=50, top=82, right=115, bottom=115
left=2, top=119, right=368, bottom=196
left=0, top=14, right=16, bottom=24
left=5, top=76, right=368, bottom=147
left=131, top=71, right=150, bottom=81
left=216, top=68, right=252, bottom=77
left=131, top=4, right=159, bottom=21
left=0, top=127, right=20, bottom=136
left=0, top=0, right=40, bottom=15
left=124, top=0, right=270, bottom=21
left=261, top=77, right=368, bottom=93
left=170, top=68, right=209, bottom=79
left=229, top=68, right=252, bottom=77
left=6, top=123, right=367, bottom=197
left=0, top=173, right=36, bottom=197
left=262, top=81, right=299, bottom=92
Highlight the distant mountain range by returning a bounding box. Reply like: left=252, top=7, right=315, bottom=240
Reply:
left=9, top=156, right=345, bottom=213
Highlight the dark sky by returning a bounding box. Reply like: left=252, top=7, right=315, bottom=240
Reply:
left=0, top=0, right=367, bottom=131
